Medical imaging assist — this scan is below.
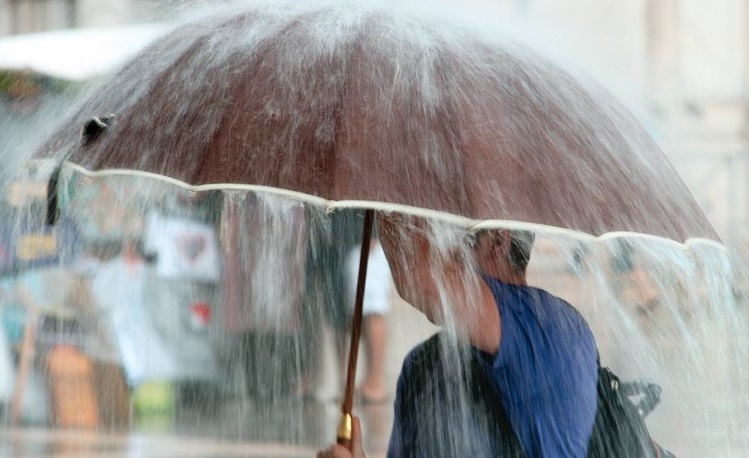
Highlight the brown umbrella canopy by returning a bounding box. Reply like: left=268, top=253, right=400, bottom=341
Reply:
left=38, top=3, right=718, bottom=242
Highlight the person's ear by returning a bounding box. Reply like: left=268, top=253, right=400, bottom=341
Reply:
left=477, top=230, right=511, bottom=256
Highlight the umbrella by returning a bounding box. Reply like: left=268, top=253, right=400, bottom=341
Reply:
left=34, top=2, right=719, bottom=447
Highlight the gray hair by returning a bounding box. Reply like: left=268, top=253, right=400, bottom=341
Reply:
left=508, top=230, right=535, bottom=270
left=473, top=229, right=536, bottom=271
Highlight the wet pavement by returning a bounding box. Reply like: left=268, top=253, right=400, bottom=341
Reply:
left=2, top=388, right=747, bottom=457
left=0, top=427, right=317, bottom=457
left=0, top=397, right=393, bottom=457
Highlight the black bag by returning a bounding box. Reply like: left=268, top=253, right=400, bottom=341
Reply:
left=587, top=366, right=675, bottom=458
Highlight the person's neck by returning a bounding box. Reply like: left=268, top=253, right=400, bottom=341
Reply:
left=482, top=265, right=527, bottom=286
left=469, top=270, right=527, bottom=355
left=465, top=279, right=501, bottom=354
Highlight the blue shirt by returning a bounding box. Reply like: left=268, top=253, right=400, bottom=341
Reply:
left=387, top=276, right=598, bottom=457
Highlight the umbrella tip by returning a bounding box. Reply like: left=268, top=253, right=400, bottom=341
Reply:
left=81, top=114, right=115, bottom=146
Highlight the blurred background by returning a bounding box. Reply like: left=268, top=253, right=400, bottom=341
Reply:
left=0, top=0, right=747, bottom=457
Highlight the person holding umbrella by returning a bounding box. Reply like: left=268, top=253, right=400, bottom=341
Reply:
left=31, top=5, right=714, bottom=455
left=318, top=215, right=599, bottom=457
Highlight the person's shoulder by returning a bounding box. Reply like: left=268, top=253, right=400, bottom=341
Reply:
left=525, top=286, right=597, bottom=352
left=512, top=283, right=583, bottom=316
left=498, top=282, right=594, bottom=342
left=398, top=333, right=448, bottom=387
left=402, top=333, right=441, bottom=368
left=536, top=287, right=589, bottom=322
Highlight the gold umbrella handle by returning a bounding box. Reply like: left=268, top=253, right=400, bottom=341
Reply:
left=337, top=209, right=375, bottom=448
left=336, top=412, right=353, bottom=448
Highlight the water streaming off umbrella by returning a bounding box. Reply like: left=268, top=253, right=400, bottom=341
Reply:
left=0, top=168, right=743, bottom=457
left=0, top=2, right=746, bottom=457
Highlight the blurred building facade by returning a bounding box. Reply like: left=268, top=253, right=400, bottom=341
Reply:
left=2, top=0, right=749, bottom=258
left=0, top=0, right=174, bottom=33
left=458, top=0, right=749, bottom=257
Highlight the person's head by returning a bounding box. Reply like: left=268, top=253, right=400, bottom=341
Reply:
left=377, top=213, right=470, bottom=324
left=121, top=238, right=147, bottom=263
left=377, top=213, right=535, bottom=324
left=473, top=229, right=535, bottom=281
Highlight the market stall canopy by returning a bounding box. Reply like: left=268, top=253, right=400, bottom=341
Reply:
left=0, top=24, right=171, bottom=82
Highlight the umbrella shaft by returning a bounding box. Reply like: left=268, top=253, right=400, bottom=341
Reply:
left=340, top=209, right=374, bottom=420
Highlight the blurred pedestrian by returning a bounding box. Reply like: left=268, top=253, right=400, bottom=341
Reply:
left=296, top=208, right=365, bottom=400
left=221, top=195, right=307, bottom=401
left=345, top=238, right=393, bottom=404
